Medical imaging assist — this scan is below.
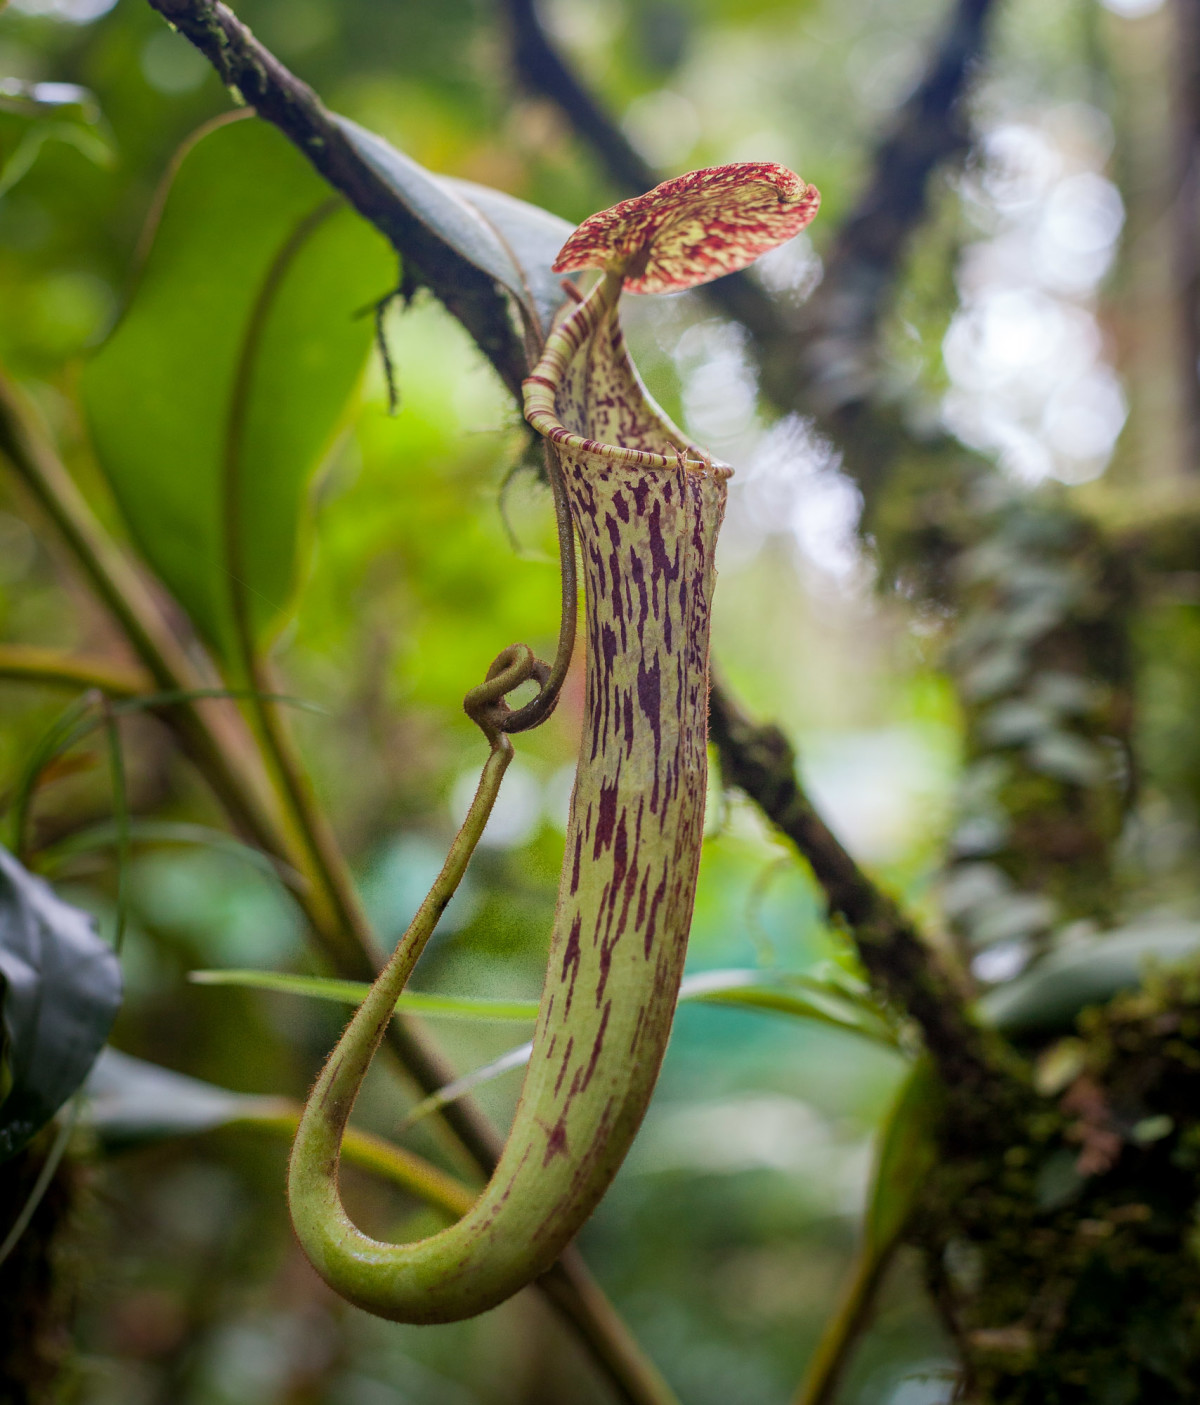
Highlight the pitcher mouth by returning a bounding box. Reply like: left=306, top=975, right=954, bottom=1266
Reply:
left=522, top=270, right=732, bottom=480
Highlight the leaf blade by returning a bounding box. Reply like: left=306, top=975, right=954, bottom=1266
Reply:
left=188, top=968, right=540, bottom=1022
left=80, top=118, right=394, bottom=657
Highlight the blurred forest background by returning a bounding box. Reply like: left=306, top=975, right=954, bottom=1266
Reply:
left=0, top=0, right=1193, bottom=1400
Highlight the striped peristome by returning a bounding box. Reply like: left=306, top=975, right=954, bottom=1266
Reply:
left=289, top=167, right=817, bottom=1325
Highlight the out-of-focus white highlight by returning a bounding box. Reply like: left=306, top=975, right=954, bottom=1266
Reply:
left=1099, top=0, right=1163, bottom=16
left=942, top=108, right=1127, bottom=486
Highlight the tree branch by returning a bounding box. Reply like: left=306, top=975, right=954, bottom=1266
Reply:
left=143, top=0, right=528, bottom=400
left=707, top=680, right=1011, bottom=1099
left=789, top=0, right=995, bottom=414
left=506, top=0, right=657, bottom=195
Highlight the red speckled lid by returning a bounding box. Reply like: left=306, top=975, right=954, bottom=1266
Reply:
left=551, top=162, right=820, bottom=295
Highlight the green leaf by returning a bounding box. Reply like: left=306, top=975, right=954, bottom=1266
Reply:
left=189, top=961, right=899, bottom=1050
left=399, top=1042, right=533, bottom=1130
left=678, top=968, right=896, bottom=1045
left=863, top=1058, right=941, bottom=1256
left=188, top=968, right=541, bottom=1022
left=794, top=1059, right=938, bottom=1405
left=0, top=80, right=113, bottom=198
left=82, top=1050, right=475, bottom=1221
left=191, top=963, right=896, bottom=1133
left=334, top=117, right=575, bottom=336
left=978, top=918, right=1200, bottom=1039
left=80, top=117, right=394, bottom=659
left=0, top=844, right=122, bottom=1161
left=188, top=964, right=895, bottom=1042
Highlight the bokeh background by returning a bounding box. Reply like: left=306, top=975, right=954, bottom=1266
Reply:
left=0, top=0, right=1190, bottom=1400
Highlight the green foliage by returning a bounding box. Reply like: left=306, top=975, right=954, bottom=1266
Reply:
left=80, top=116, right=393, bottom=659
left=82, top=1045, right=264, bottom=1146
left=863, top=1057, right=940, bottom=1258
left=979, top=919, right=1200, bottom=1040
left=0, top=79, right=112, bottom=199
left=189, top=966, right=542, bottom=1022
left=188, top=963, right=897, bottom=1042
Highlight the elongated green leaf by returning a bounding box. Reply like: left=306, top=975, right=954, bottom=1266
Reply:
left=189, top=964, right=894, bottom=1042
left=0, top=79, right=113, bottom=198
left=795, top=1059, right=937, bottom=1405
left=678, top=968, right=896, bottom=1045
left=82, top=1050, right=474, bottom=1220
left=863, top=1058, right=940, bottom=1256
left=400, top=1042, right=534, bottom=1130
left=188, top=968, right=541, bottom=1022
left=81, top=117, right=394, bottom=658
left=0, top=845, right=122, bottom=1160
left=978, top=919, right=1200, bottom=1039
left=334, top=117, right=575, bottom=336
left=191, top=963, right=895, bottom=1131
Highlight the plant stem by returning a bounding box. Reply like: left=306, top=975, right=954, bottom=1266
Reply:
left=0, top=645, right=149, bottom=697
left=793, top=1238, right=897, bottom=1405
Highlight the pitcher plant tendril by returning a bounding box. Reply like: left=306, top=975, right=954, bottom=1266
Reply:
left=288, top=164, right=820, bottom=1323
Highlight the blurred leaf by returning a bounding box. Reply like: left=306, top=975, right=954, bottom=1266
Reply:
left=0, top=80, right=112, bottom=198
left=0, top=845, right=122, bottom=1161
left=400, top=1041, right=534, bottom=1129
left=40, top=819, right=291, bottom=885
left=335, top=117, right=575, bottom=336
left=678, top=968, right=896, bottom=1045
left=189, top=967, right=541, bottom=1021
left=80, top=116, right=394, bottom=658
left=82, top=1049, right=474, bottom=1218
left=8, top=692, right=99, bottom=857
left=979, top=919, right=1200, bottom=1039
left=863, top=1058, right=940, bottom=1256
left=795, top=1059, right=938, bottom=1405
left=81, top=1046, right=267, bottom=1146
left=189, top=964, right=895, bottom=1041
